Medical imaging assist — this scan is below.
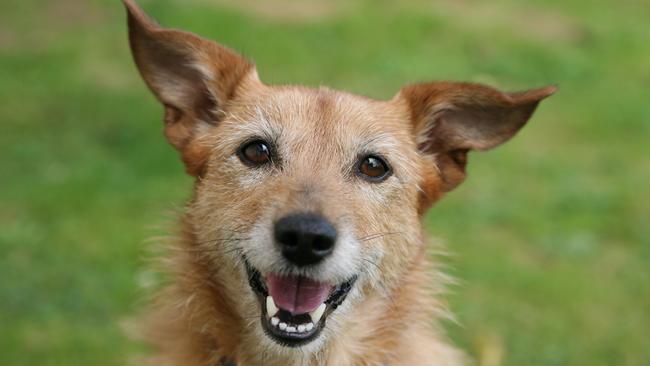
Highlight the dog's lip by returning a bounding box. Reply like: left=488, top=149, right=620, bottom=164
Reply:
left=244, top=259, right=357, bottom=347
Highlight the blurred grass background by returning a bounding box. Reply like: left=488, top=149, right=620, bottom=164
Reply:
left=1, top=0, right=648, bottom=365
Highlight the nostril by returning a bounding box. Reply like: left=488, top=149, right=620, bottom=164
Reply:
left=312, top=235, right=334, bottom=253
left=278, top=232, right=299, bottom=248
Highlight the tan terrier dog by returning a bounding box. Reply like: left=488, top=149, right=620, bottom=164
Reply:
left=123, top=1, right=555, bottom=365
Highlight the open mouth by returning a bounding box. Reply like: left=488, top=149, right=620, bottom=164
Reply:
left=245, top=260, right=357, bottom=347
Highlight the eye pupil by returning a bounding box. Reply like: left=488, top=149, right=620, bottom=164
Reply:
left=240, top=140, right=271, bottom=166
left=359, top=156, right=390, bottom=181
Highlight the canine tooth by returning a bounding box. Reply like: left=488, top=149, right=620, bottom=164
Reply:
left=279, top=322, right=287, bottom=330
left=309, top=303, right=326, bottom=323
left=266, top=296, right=279, bottom=317
left=305, top=322, right=314, bottom=331
left=271, top=317, right=279, bottom=326
left=297, top=324, right=306, bottom=332
left=286, top=326, right=296, bottom=333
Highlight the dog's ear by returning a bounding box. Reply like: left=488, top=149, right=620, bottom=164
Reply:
left=124, top=0, right=258, bottom=175
left=397, top=81, right=555, bottom=202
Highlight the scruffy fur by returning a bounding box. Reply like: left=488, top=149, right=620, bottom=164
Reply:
left=123, top=1, right=555, bottom=365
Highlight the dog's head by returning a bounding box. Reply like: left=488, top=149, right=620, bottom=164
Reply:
left=124, top=0, right=554, bottom=353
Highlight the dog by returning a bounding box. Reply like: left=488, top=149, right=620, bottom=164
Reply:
left=123, top=1, right=555, bottom=365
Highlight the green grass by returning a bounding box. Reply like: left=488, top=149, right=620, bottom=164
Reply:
left=1, top=0, right=648, bottom=365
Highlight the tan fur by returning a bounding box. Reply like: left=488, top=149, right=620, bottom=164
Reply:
left=123, top=1, right=554, bottom=365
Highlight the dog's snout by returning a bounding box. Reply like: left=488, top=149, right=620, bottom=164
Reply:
left=274, top=213, right=337, bottom=267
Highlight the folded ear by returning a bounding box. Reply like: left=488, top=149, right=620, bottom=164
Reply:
left=124, top=0, right=258, bottom=175
left=398, top=81, right=556, bottom=198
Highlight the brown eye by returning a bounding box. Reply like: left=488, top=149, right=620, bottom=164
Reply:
left=239, top=140, right=272, bottom=166
left=358, top=155, right=391, bottom=182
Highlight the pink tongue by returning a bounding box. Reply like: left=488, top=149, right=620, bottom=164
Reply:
left=266, top=274, right=332, bottom=315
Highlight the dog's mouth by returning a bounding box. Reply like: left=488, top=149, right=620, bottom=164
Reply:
left=245, top=260, right=357, bottom=347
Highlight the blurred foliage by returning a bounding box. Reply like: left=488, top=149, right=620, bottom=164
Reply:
left=1, top=0, right=648, bottom=365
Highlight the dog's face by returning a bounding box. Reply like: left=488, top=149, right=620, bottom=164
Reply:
left=125, top=0, right=554, bottom=353
left=189, top=86, right=425, bottom=349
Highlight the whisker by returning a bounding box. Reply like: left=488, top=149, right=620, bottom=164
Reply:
left=357, top=231, right=405, bottom=242
left=361, top=257, right=381, bottom=271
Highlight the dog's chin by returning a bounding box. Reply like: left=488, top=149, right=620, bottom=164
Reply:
left=244, top=259, right=357, bottom=348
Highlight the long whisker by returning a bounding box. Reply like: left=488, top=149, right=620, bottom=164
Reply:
left=361, top=257, right=381, bottom=271
left=357, top=231, right=405, bottom=242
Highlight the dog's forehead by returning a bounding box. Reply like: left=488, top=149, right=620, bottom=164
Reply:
left=228, top=85, right=413, bottom=147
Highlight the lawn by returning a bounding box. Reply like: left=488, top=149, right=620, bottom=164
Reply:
left=1, top=0, right=648, bottom=365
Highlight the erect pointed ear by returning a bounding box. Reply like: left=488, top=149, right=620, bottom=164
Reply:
left=397, top=81, right=556, bottom=199
left=124, top=0, right=258, bottom=175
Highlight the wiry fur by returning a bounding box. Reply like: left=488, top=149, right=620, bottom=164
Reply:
left=123, top=1, right=555, bottom=365
left=137, top=218, right=463, bottom=366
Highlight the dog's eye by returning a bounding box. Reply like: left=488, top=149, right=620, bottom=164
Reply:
left=357, top=155, right=391, bottom=182
left=239, top=140, right=272, bottom=166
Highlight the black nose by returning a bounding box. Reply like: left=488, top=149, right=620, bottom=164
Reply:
left=274, top=213, right=337, bottom=267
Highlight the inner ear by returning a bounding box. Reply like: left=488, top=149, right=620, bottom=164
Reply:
left=124, top=0, right=257, bottom=176
left=433, top=149, right=469, bottom=193
left=448, top=149, right=468, bottom=167
left=431, top=101, right=543, bottom=151
left=400, top=81, right=556, bottom=197
left=127, top=11, right=223, bottom=120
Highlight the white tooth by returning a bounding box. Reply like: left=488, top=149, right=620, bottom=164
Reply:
left=266, top=296, right=279, bottom=317
left=286, top=326, right=296, bottom=333
left=305, top=322, right=314, bottom=331
left=271, top=317, right=279, bottom=326
left=297, top=324, right=306, bottom=332
left=309, top=303, right=326, bottom=323
left=279, top=322, right=287, bottom=330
